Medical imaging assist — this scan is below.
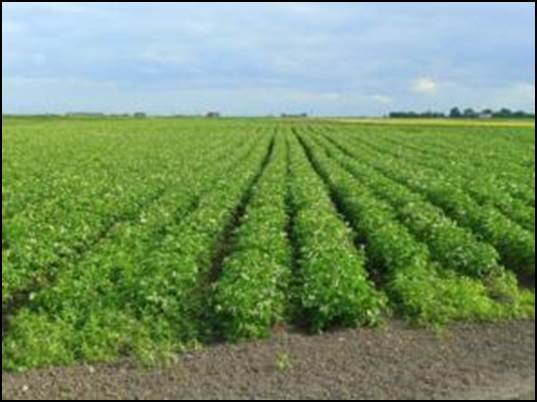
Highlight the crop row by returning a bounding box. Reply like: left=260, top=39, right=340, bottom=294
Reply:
left=3, top=133, right=272, bottom=370
left=369, top=124, right=535, bottom=172
left=312, top=134, right=504, bottom=280
left=212, top=134, right=292, bottom=340
left=320, top=129, right=535, bottom=278
left=340, top=125, right=535, bottom=208
left=297, top=129, right=534, bottom=325
left=343, top=129, right=535, bottom=231
left=2, top=128, right=251, bottom=306
left=287, top=131, right=383, bottom=331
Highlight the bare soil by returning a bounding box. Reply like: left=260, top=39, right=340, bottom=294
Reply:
left=2, top=320, right=534, bottom=400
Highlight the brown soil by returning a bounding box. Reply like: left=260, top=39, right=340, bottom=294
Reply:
left=2, top=320, right=535, bottom=400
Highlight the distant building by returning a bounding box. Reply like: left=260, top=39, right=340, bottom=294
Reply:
left=133, top=112, right=147, bottom=118
left=479, top=112, right=493, bottom=119
left=206, top=112, right=221, bottom=118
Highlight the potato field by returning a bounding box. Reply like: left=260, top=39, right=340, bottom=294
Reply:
left=2, top=117, right=535, bottom=371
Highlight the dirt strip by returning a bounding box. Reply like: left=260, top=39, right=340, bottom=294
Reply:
left=2, top=320, right=534, bottom=400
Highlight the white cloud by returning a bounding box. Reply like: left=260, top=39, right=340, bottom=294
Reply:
left=412, top=77, right=438, bottom=94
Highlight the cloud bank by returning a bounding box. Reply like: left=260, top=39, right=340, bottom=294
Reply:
left=2, top=2, right=535, bottom=115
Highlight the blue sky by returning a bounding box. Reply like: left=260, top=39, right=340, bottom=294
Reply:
left=2, top=2, right=535, bottom=116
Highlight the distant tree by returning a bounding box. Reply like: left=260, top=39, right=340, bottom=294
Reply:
left=495, top=108, right=513, bottom=118
left=389, top=111, right=444, bottom=119
left=449, top=107, right=462, bottom=118
left=422, top=111, right=446, bottom=118
left=463, top=108, right=477, bottom=118
left=133, top=112, right=147, bottom=118
left=281, top=113, right=308, bottom=118
left=390, top=107, right=533, bottom=120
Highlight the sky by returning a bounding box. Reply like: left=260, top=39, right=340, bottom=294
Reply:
left=2, top=2, right=535, bottom=116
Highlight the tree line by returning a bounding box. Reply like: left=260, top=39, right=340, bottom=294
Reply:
left=389, top=108, right=535, bottom=119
